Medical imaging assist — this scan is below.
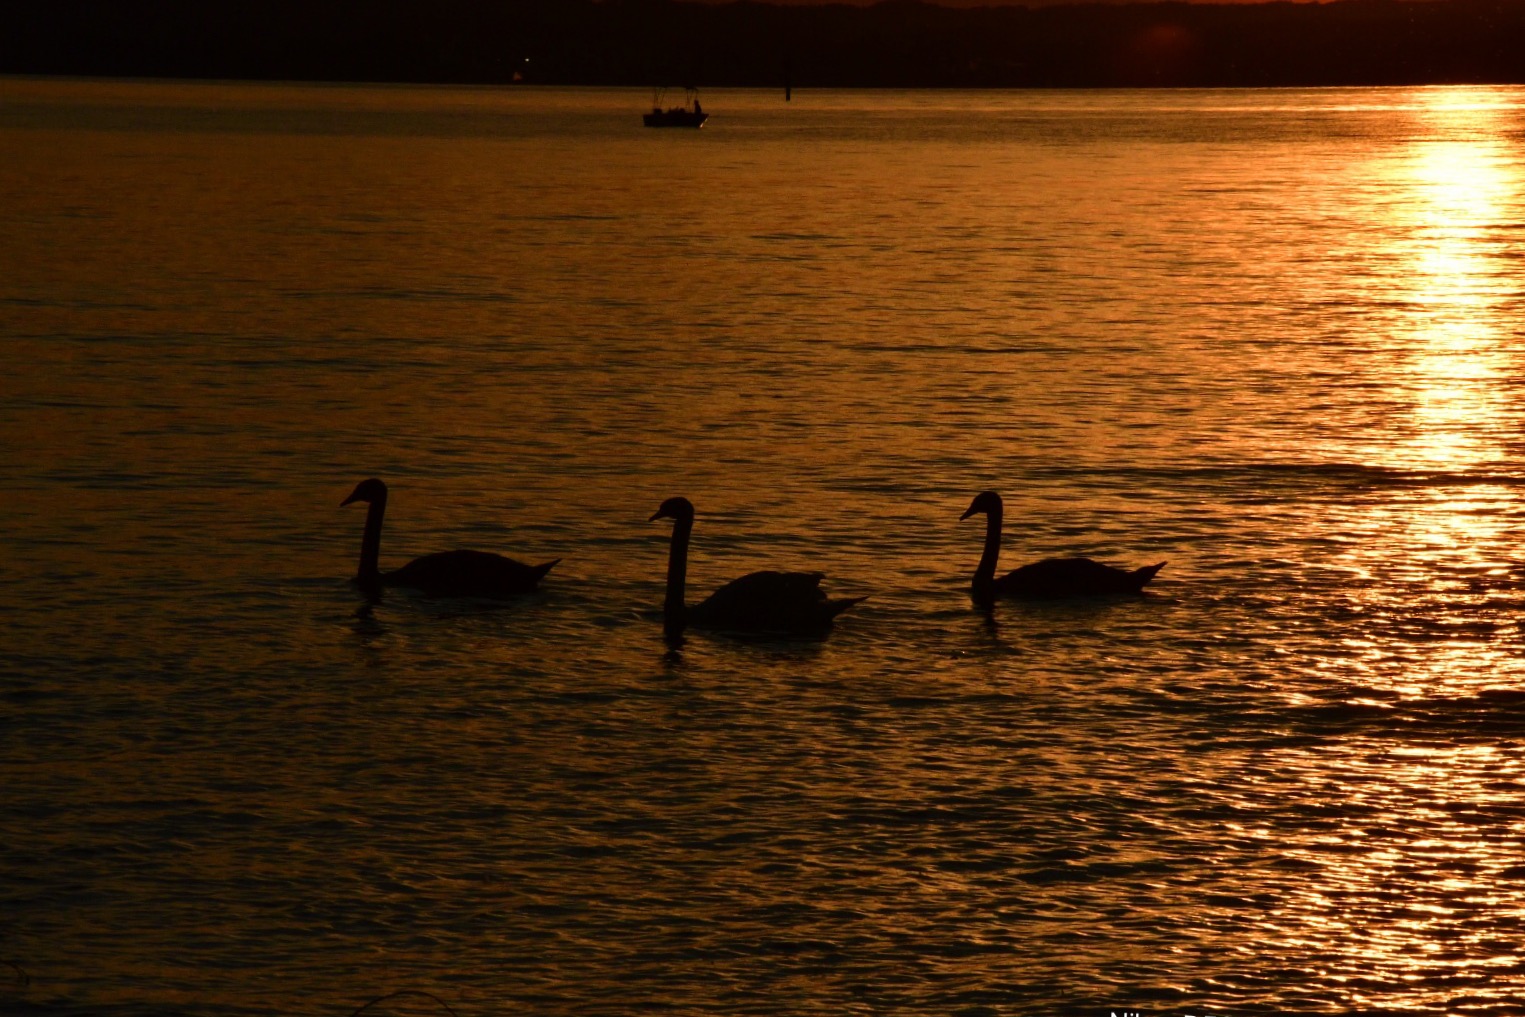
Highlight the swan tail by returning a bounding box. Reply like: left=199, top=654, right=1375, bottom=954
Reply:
left=1130, top=562, right=1166, bottom=590
left=531, top=558, right=561, bottom=584
left=824, top=595, right=867, bottom=620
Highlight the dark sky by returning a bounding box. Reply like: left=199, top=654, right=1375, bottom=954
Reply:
left=5, top=0, right=1511, bottom=88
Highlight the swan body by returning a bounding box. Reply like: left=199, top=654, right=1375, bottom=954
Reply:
left=342, top=478, right=557, bottom=597
left=960, top=490, right=1163, bottom=601
left=650, top=496, right=863, bottom=637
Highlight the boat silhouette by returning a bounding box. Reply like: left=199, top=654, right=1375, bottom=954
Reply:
left=644, top=86, right=708, bottom=128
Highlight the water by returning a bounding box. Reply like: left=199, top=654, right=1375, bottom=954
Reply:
left=4, top=79, right=1525, bottom=1017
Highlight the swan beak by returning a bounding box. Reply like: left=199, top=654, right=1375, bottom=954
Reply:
left=959, top=505, right=978, bottom=521
left=648, top=510, right=665, bottom=522
left=341, top=492, right=360, bottom=507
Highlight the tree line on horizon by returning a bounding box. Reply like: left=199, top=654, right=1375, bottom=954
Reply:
left=6, top=0, right=1524, bottom=88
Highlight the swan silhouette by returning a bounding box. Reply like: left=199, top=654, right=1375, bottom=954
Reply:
left=649, top=496, right=863, bottom=638
left=960, top=491, right=1164, bottom=601
left=341, top=478, right=558, bottom=597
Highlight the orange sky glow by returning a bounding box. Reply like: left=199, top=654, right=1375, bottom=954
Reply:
left=713, top=0, right=1341, bottom=5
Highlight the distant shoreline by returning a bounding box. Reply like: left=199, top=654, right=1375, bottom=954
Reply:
left=6, top=0, right=1523, bottom=89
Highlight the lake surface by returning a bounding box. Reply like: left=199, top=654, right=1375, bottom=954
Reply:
left=4, top=79, right=1525, bottom=1017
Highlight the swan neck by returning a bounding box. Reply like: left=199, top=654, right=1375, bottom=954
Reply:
left=664, top=515, right=692, bottom=633
left=974, top=505, right=1002, bottom=591
left=358, top=494, right=386, bottom=582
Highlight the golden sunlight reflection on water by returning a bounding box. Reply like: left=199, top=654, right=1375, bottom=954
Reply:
left=1295, top=92, right=1525, bottom=699
left=1267, top=741, right=1525, bottom=1007
left=1398, top=94, right=1520, bottom=473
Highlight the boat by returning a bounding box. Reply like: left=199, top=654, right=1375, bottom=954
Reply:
left=643, top=87, right=709, bottom=128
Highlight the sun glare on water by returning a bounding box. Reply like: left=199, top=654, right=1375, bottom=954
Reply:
left=1316, top=89, right=1525, bottom=692
left=1398, top=90, right=1520, bottom=474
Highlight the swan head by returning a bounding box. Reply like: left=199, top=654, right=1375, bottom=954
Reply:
left=341, top=477, right=388, bottom=507
left=649, top=496, right=696, bottom=523
left=960, top=491, right=1003, bottom=521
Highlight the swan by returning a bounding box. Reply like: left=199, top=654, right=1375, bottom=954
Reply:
left=341, top=478, right=558, bottom=597
left=649, top=496, right=863, bottom=637
left=960, top=490, right=1164, bottom=601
